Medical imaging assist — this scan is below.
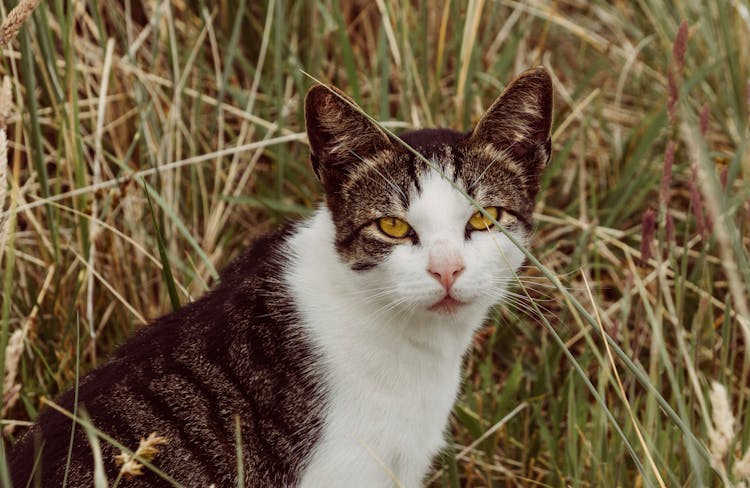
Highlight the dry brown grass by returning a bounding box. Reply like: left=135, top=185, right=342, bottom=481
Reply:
left=1, top=1, right=749, bottom=486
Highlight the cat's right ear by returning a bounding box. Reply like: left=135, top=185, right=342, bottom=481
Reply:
left=468, top=66, right=553, bottom=176
left=305, top=85, right=391, bottom=194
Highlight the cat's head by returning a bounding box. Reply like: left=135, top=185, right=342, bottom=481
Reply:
left=304, top=67, right=552, bottom=322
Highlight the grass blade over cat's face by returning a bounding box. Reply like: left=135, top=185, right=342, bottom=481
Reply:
left=304, top=67, right=553, bottom=319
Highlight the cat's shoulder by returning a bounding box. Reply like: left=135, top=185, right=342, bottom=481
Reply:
left=218, top=220, right=301, bottom=285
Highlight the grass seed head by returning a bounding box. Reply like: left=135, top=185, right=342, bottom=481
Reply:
left=114, top=432, right=169, bottom=478
left=0, top=124, right=8, bottom=267
left=667, top=70, right=679, bottom=126
left=0, top=0, right=41, bottom=46
left=2, top=329, right=23, bottom=417
left=735, top=448, right=750, bottom=481
left=672, top=20, right=688, bottom=73
left=660, top=141, right=675, bottom=209
left=639, top=208, right=655, bottom=266
left=688, top=167, right=708, bottom=238
left=699, top=104, right=710, bottom=136
left=708, top=381, right=735, bottom=469
left=0, top=76, right=12, bottom=130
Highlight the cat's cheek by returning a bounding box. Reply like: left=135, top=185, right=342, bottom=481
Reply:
left=459, top=231, right=527, bottom=302
left=383, top=245, right=445, bottom=306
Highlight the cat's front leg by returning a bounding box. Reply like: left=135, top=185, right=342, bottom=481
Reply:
left=297, top=461, right=399, bottom=488
left=298, top=439, right=412, bottom=488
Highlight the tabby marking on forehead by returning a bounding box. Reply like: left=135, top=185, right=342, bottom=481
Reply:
left=340, top=149, right=403, bottom=200
left=473, top=143, right=522, bottom=179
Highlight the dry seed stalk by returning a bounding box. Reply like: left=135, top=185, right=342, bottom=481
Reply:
left=0, top=117, right=8, bottom=260
left=0, top=76, right=11, bottom=130
left=114, top=432, right=169, bottom=478
left=0, top=0, right=41, bottom=46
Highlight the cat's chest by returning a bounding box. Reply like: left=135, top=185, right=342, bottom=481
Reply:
left=286, top=213, right=482, bottom=486
left=297, top=307, right=468, bottom=487
left=331, top=326, right=462, bottom=436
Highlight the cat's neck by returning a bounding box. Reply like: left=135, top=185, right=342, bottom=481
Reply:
left=288, top=208, right=485, bottom=487
left=284, top=208, right=486, bottom=364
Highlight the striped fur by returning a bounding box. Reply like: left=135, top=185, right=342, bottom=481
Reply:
left=9, top=66, right=553, bottom=487
left=9, top=225, right=326, bottom=487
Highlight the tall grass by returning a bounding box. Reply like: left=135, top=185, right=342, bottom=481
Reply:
left=1, top=1, right=749, bottom=486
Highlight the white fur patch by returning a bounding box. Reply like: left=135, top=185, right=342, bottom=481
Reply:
left=286, top=171, right=526, bottom=487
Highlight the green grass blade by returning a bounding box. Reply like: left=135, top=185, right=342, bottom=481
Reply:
left=61, top=315, right=82, bottom=487
left=19, top=25, right=59, bottom=259
left=144, top=182, right=181, bottom=312
left=78, top=409, right=108, bottom=488
left=235, top=415, right=244, bottom=488
left=332, top=0, right=360, bottom=103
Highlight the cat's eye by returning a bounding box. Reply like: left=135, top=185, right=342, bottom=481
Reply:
left=377, top=217, right=412, bottom=238
left=468, top=207, right=500, bottom=231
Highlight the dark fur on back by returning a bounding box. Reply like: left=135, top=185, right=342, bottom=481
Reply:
left=9, top=224, right=325, bottom=487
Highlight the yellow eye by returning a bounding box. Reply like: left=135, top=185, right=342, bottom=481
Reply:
left=377, top=217, right=412, bottom=238
left=468, top=207, right=500, bottom=230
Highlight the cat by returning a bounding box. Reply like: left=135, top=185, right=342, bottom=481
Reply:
left=8, top=66, right=552, bottom=487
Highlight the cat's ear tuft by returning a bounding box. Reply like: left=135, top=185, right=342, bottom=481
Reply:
left=305, top=85, right=391, bottom=193
left=469, top=66, right=553, bottom=172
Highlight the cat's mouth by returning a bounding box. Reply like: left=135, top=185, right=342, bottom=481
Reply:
left=428, top=295, right=464, bottom=314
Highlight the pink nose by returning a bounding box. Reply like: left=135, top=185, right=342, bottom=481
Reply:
left=428, top=261, right=465, bottom=291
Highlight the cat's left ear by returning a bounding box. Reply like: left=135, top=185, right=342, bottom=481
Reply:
left=468, top=66, right=553, bottom=173
left=305, top=84, right=392, bottom=194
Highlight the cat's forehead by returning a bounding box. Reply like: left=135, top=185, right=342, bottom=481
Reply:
left=336, top=128, right=535, bottom=224
left=339, top=129, right=459, bottom=191
left=407, top=169, right=472, bottom=237
left=340, top=144, right=453, bottom=209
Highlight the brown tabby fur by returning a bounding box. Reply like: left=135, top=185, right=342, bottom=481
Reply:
left=8, top=66, right=553, bottom=487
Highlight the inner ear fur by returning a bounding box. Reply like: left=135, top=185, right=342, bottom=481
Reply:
left=305, top=85, right=391, bottom=193
left=469, top=66, right=553, bottom=171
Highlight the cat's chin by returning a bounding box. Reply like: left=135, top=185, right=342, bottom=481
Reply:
left=427, top=295, right=465, bottom=315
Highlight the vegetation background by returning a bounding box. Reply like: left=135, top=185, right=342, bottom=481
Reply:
left=1, top=0, right=749, bottom=486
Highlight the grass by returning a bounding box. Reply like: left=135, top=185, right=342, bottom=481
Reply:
left=1, top=0, right=750, bottom=486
